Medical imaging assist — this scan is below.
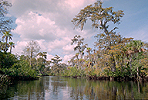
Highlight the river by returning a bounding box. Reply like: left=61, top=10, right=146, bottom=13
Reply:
left=1, top=76, right=148, bottom=100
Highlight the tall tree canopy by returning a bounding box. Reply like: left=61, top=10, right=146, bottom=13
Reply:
left=0, top=0, right=13, bottom=34
left=2, top=31, right=12, bottom=52
left=72, top=1, right=124, bottom=72
left=23, top=40, right=40, bottom=67
left=69, top=1, right=148, bottom=80
left=9, top=41, right=15, bottom=53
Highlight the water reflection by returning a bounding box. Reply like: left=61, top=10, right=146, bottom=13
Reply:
left=1, top=76, right=148, bottom=100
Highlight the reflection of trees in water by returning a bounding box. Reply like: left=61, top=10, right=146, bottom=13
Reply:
left=44, top=76, right=50, bottom=90
left=0, top=78, right=45, bottom=100
left=0, top=85, right=12, bottom=99
left=64, top=77, right=148, bottom=100
left=65, top=78, right=118, bottom=99
left=50, top=76, right=67, bottom=96
left=1, top=76, right=148, bottom=99
left=66, top=78, right=87, bottom=100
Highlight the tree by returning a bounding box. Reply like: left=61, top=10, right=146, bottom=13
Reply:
left=71, top=35, right=87, bottom=69
left=37, top=52, right=48, bottom=74
left=2, top=31, right=12, bottom=52
left=0, top=52, right=17, bottom=69
left=0, top=41, right=1, bottom=51
left=51, top=55, right=62, bottom=65
left=125, top=40, right=145, bottom=78
left=9, top=42, right=15, bottom=53
left=71, top=35, right=87, bottom=59
left=23, top=40, right=40, bottom=67
left=0, top=0, right=13, bottom=34
left=72, top=1, right=124, bottom=31
left=51, top=55, right=63, bottom=75
left=0, top=41, right=9, bottom=51
left=72, top=1, right=124, bottom=72
left=37, top=52, right=47, bottom=63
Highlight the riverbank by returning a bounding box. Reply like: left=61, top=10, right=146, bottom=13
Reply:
left=89, top=76, right=148, bottom=82
left=0, top=74, right=40, bottom=88
left=62, top=75, right=148, bottom=82
left=0, top=75, right=11, bottom=87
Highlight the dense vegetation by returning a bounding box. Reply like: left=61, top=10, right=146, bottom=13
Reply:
left=0, top=0, right=148, bottom=84
left=61, top=1, right=148, bottom=81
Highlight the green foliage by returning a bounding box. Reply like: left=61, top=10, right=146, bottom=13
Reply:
left=0, top=0, right=148, bottom=82
left=68, top=1, right=148, bottom=80
left=51, top=63, right=66, bottom=76
left=0, top=75, right=10, bottom=87
left=2, top=31, right=12, bottom=52
left=51, top=55, right=62, bottom=64
left=2, top=60, right=37, bottom=78
left=108, top=68, right=128, bottom=77
left=84, top=68, right=96, bottom=76
left=0, top=52, right=17, bottom=69
left=0, top=0, right=13, bottom=33
left=62, top=67, right=85, bottom=77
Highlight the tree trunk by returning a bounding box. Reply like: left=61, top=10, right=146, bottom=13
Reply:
left=111, top=53, right=116, bottom=72
left=121, top=57, right=124, bottom=72
left=30, top=51, right=33, bottom=67
left=137, top=66, right=139, bottom=80
left=10, top=46, right=12, bottom=54
left=5, top=37, right=8, bottom=52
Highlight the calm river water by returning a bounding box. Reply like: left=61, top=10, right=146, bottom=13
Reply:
left=1, top=76, right=148, bottom=100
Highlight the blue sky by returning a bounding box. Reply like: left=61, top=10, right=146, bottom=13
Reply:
left=7, top=0, right=148, bottom=63
left=103, top=0, right=148, bottom=42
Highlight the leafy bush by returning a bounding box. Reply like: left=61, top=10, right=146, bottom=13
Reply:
left=2, top=60, right=37, bottom=78
left=0, top=52, right=17, bottom=69
left=62, top=67, right=85, bottom=77
left=0, top=75, right=10, bottom=87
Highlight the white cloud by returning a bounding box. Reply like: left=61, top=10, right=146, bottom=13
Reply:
left=12, top=41, right=27, bottom=55
left=48, top=37, right=71, bottom=50
left=7, top=0, right=148, bottom=65
left=64, top=0, right=85, bottom=8
left=37, top=39, right=48, bottom=51
left=13, top=11, right=57, bottom=41
left=46, top=54, right=54, bottom=61
left=62, top=54, right=75, bottom=64
left=63, top=44, right=75, bottom=54
left=9, top=0, right=99, bottom=63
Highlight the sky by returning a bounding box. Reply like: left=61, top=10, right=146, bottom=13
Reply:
left=6, top=0, right=148, bottom=63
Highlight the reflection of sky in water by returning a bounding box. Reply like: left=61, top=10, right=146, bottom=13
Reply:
left=8, top=76, right=76, bottom=100
left=44, top=76, right=74, bottom=100
left=4, top=76, right=148, bottom=100
left=44, top=76, right=88, bottom=100
left=45, top=86, right=71, bottom=100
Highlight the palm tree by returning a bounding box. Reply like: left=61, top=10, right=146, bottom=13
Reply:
left=2, top=31, right=12, bottom=52
left=0, top=42, right=9, bottom=52
left=125, top=40, right=144, bottom=79
left=131, top=40, right=143, bottom=79
left=0, top=41, right=2, bottom=51
left=9, top=42, right=15, bottom=53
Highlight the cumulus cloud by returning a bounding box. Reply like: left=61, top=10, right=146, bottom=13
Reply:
left=13, top=11, right=57, bottom=41
left=46, top=54, right=54, bottom=61
left=12, top=41, right=27, bottom=54
left=8, top=0, right=148, bottom=65
left=63, top=44, right=75, bottom=54
left=9, top=0, right=97, bottom=63
left=62, top=54, right=75, bottom=64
